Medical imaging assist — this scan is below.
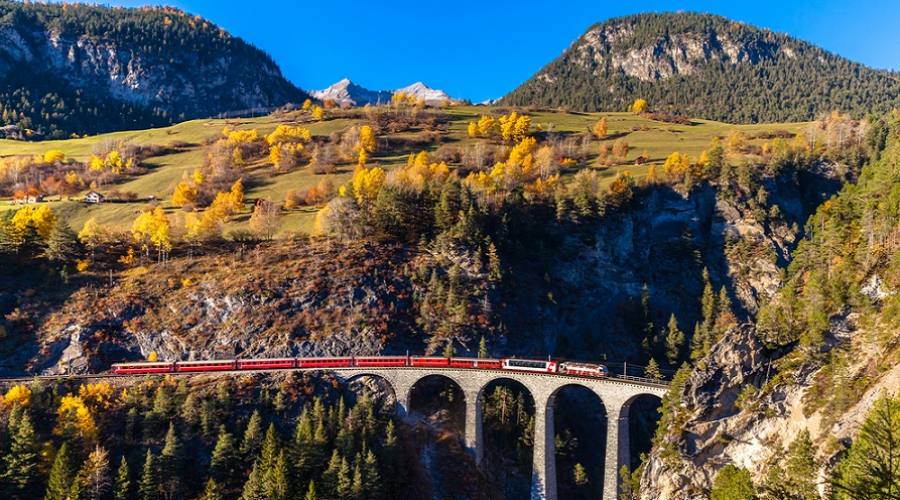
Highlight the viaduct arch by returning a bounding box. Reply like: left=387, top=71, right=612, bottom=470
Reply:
left=333, top=367, right=667, bottom=500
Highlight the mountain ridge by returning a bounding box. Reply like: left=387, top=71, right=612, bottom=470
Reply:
left=0, top=1, right=306, bottom=139
left=501, top=12, right=900, bottom=122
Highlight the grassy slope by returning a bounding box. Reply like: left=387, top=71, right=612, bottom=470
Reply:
left=0, top=106, right=806, bottom=235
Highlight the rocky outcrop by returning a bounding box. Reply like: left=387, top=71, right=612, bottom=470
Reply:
left=10, top=242, right=416, bottom=375
left=640, top=310, right=899, bottom=499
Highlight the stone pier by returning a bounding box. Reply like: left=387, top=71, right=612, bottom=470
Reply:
left=339, top=367, right=667, bottom=499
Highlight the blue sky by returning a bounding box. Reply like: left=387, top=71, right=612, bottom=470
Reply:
left=76, top=1, right=900, bottom=102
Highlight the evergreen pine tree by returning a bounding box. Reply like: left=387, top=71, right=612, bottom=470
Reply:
left=159, top=422, right=183, bottom=499
left=644, top=358, right=663, bottom=380
left=138, top=449, right=158, bottom=500
left=833, top=394, right=900, bottom=499
left=710, top=465, right=755, bottom=500
left=200, top=478, right=224, bottom=500
left=573, top=462, right=588, bottom=487
left=259, top=423, right=279, bottom=475
left=782, top=430, right=818, bottom=500
left=321, top=450, right=341, bottom=496
left=113, top=456, right=131, bottom=500
left=442, top=339, right=455, bottom=359
left=180, top=392, right=202, bottom=430
left=210, top=425, right=237, bottom=484
left=240, top=410, right=264, bottom=459
left=664, top=314, right=685, bottom=364
left=42, top=219, right=81, bottom=263
left=3, top=409, right=39, bottom=496
left=45, top=443, right=75, bottom=500
left=304, top=481, right=318, bottom=500
left=272, top=451, right=290, bottom=500
left=478, top=336, right=489, bottom=358
left=336, top=456, right=352, bottom=500
left=290, top=410, right=315, bottom=479
left=362, top=449, right=382, bottom=498
left=693, top=268, right=717, bottom=359
left=240, top=461, right=265, bottom=500
left=351, top=455, right=363, bottom=499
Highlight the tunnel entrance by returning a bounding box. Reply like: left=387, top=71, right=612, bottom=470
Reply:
left=552, top=384, right=608, bottom=499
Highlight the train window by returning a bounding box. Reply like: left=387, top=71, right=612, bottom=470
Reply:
left=507, top=359, right=547, bottom=369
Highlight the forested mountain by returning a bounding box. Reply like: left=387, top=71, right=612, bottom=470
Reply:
left=0, top=1, right=305, bottom=139
left=502, top=12, right=900, bottom=123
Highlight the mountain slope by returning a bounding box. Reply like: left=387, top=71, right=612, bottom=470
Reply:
left=0, top=2, right=305, bottom=139
left=502, top=12, right=900, bottom=123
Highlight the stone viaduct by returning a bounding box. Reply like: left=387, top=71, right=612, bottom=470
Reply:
left=330, top=367, right=668, bottom=500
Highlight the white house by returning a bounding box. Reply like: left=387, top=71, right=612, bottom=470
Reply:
left=84, top=191, right=105, bottom=204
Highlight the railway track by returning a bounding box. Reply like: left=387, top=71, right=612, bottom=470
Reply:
left=0, top=366, right=669, bottom=389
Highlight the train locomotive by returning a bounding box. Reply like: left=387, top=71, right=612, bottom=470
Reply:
left=111, top=356, right=608, bottom=378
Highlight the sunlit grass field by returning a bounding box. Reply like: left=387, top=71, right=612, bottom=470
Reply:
left=0, top=106, right=807, bottom=235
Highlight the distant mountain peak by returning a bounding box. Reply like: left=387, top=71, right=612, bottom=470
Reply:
left=395, top=82, right=451, bottom=104
left=311, top=79, right=453, bottom=106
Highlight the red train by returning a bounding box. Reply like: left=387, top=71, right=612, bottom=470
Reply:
left=110, top=356, right=608, bottom=378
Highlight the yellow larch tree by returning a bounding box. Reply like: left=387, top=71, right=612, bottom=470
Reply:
left=592, top=117, right=608, bottom=139
left=3, top=385, right=31, bottom=407
left=354, top=125, right=376, bottom=167
left=55, top=394, right=98, bottom=444
left=467, top=121, right=478, bottom=138
left=630, top=98, right=648, bottom=114
left=131, top=207, right=171, bottom=260
left=477, top=115, right=498, bottom=138
left=351, top=166, right=386, bottom=208
left=172, top=179, right=199, bottom=207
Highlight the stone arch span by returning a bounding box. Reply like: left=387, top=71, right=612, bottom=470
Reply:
left=344, top=372, right=399, bottom=415
left=549, top=383, right=610, bottom=499
left=407, top=373, right=467, bottom=433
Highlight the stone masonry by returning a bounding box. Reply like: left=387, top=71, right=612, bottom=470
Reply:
left=336, top=367, right=667, bottom=500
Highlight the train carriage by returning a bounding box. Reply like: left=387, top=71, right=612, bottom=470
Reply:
left=297, top=357, right=353, bottom=368
left=175, top=360, right=236, bottom=372
left=501, top=358, right=559, bottom=373
left=449, top=357, right=479, bottom=368
left=410, top=357, right=450, bottom=367
left=237, top=358, right=295, bottom=370
left=111, top=362, right=174, bottom=374
left=354, top=356, right=407, bottom=367
left=473, top=358, right=503, bottom=369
